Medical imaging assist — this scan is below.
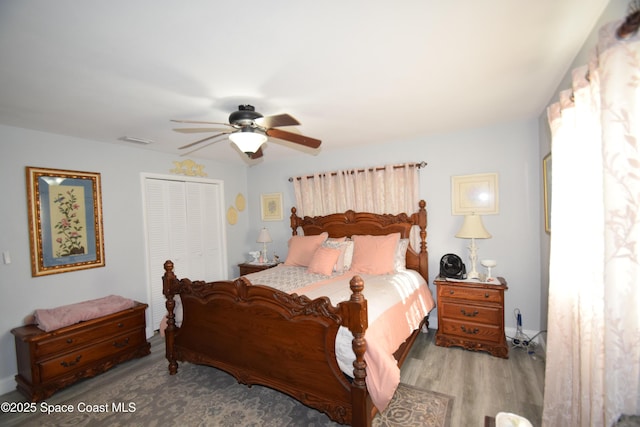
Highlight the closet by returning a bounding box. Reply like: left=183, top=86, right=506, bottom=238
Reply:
left=142, top=174, right=227, bottom=330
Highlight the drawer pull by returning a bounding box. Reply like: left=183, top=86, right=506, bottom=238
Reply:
left=485, top=293, right=490, bottom=298
left=60, top=355, right=82, bottom=368
left=113, top=337, right=130, bottom=348
left=66, top=338, right=73, bottom=344
left=117, top=322, right=124, bottom=328
left=460, top=326, right=480, bottom=335
left=449, top=290, right=455, bottom=295
left=460, top=309, right=479, bottom=317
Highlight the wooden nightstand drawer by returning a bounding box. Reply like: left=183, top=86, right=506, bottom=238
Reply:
left=438, top=284, right=503, bottom=303
left=439, top=319, right=503, bottom=343
left=440, top=301, right=501, bottom=325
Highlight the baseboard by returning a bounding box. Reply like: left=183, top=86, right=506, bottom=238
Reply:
left=0, top=375, right=15, bottom=396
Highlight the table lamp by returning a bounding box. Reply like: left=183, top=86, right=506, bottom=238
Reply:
left=256, top=228, right=272, bottom=263
left=455, top=214, right=491, bottom=279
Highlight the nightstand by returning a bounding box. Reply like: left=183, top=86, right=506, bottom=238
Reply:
left=434, top=276, right=509, bottom=358
left=238, top=262, right=278, bottom=276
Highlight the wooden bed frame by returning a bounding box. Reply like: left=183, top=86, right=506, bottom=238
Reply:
left=162, top=200, right=428, bottom=426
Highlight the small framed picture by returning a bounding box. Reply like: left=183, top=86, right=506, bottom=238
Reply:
left=26, top=166, right=105, bottom=276
left=543, top=153, right=551, bottom=233
left=451, top=173, right=499, bottom=215
left=260, top=192, right=283, bottom=221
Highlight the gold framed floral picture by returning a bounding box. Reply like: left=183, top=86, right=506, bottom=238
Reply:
left=26, top=166, right=105, bottom=276
left=260, top=192, right=283, bottom=221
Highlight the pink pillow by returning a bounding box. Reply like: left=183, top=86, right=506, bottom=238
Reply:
left=322, top=239, right=354, bottom=273
left=307, top=246, right=341, bottom=276
left=350, top=233, right=401, bottom=275
left=284, top=232, right=328, bottom=267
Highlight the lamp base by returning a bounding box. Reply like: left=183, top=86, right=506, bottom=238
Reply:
left=466, top=238, right=480, bottom=280
left=467, top=270, right=480, bottom=280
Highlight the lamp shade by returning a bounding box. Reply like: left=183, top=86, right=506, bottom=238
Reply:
left=256, top=228, right=272, bottom=243
left=230, top=128, right=267, bottom=154
left=455, top=214, right=491, bottom=239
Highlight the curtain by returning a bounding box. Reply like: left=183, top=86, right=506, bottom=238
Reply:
left=542, top=21, right=640, bottom=426
left=291, top=163, right=420, bottom=217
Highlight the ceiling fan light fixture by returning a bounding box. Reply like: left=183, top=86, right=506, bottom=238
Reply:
left=229, top=128, right=267, bottom=154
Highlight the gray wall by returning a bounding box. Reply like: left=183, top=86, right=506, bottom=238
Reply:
left=247, top=119, right=542, bottom=337
left=0, top=125, right=248, bottom=393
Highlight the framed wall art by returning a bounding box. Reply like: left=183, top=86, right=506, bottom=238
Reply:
left=451, top=172, right=499, bottom=215
left=543, top=153, right=552, bottom=233
left=26, top=166, right=105, bottom=276
left=260, top=192, right=283, bottom=221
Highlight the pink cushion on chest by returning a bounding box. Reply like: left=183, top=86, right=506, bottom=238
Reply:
left=350, top=233, right=401, bottom=275
left=284, top=232, right=328, bottom=267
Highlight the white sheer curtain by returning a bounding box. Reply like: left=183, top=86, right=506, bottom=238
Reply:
left=543, top=21, right=640, bottom=426
left=291, top=163, right=420, bottom=217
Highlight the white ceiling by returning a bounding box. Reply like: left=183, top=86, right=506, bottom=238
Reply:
left=0, top=1, right=610, bottom=165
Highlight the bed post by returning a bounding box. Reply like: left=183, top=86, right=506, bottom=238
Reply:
left=415, top=200, right=428, bottom=282
left=342, top=275, right=371, bottom=427
left=290, top=206, right=300, bottom=235
left=162, top=260, right=179, bottom=375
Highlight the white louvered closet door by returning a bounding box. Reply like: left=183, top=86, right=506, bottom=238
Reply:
left=143, top=176, right=227, bottom=330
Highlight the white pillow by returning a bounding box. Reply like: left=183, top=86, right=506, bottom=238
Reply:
left=394, top=238, right=410, bottom=271
left=322, top=239, right=354, bottom=273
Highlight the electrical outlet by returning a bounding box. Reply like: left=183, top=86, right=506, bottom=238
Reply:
left=3, top=251, right=11, bottom=264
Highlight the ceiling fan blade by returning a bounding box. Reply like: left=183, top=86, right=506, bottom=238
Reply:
left=171, top=119, right=233, bottom=127
left=266, top=128, right=321, bottom=149
left=181, top=139, right=223, bottom=156
left=249, top=147, right=264, bottom=159
left=178, top=132, right=228, bottom=149
left=173, top=127, right=229, bottom=134
left=255, top=113, right=300, bottom=128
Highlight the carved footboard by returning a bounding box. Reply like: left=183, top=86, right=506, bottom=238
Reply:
left=162, top=260, right=373, bottom=426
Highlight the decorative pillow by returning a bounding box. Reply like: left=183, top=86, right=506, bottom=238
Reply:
left=322, top=239, right=354, bottom=273
left=284, top=232, right=329, bottom=267
left=327, top=236, right=347, bottom=243
left=349, top=233, right=401, bottom=275
left=394, top=238, right=410, bottom=271
left=307, top=246, right=341, bottom=276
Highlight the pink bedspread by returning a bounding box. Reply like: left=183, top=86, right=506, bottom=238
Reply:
left=34, top=295, right=135, bottom=332
left=250, top=266, right=435, bottom=412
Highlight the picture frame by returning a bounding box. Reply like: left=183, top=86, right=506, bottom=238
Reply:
left=260, top=192, right=283, bottom=221
left=543, top=153, right=552, bottom=233
left=451, top=173, right=499, bottom=215
left=26, top=166, right=105, bottom=276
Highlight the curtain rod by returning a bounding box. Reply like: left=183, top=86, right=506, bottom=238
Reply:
left=288, top=161, right=427, bottom=182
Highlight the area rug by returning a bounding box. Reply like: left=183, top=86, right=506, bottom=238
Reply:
left=1, top=358, right=453, bottom=427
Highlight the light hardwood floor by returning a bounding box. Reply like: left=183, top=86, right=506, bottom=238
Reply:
left=402, top=328, right=546, bottom=427
left=1, top=329, right=544, bottom=427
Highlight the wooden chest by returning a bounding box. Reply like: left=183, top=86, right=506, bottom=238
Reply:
left=434, top=277, right=508, bottom=358
left=11, top=302, right=151, bottom=401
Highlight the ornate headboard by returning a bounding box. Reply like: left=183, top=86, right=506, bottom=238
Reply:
left=290, top=200, right=428, bottom=282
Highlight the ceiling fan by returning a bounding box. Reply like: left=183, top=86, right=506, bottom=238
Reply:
left=171, top=105, right=321, bottom=159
